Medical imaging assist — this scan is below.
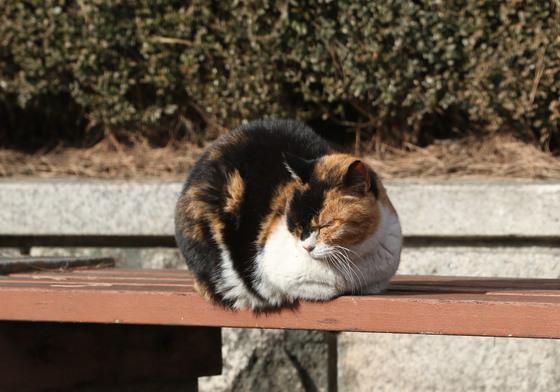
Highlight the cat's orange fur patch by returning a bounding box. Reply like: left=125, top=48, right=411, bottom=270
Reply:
left=176, top=181, right=224, bottom=243
left=257, top=216, right=281, bottom=247
left=175, top=190, right=206, bottom=242
left=224, top=169, right=245, bottom=215
left=194, top=278, right=216, bottom=302
left=316, top=189, right=380, bottom=246
left=312, top=154, right=381, bottom=246
left=207, top=213, right=225, bottom=244
left=313, top=154, right=360, bottom=184
left=257, top=180, right=302, bottom=246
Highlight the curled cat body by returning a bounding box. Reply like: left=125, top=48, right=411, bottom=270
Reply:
left=175, top=119, right=402, bottom=310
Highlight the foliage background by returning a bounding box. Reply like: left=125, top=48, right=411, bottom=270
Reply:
left=1, top=0, right=559, bottom=151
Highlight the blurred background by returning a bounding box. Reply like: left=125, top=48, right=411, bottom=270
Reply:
left=1, top=2, right=560, bottom=392
left=1, top=1, right=559, bottom=178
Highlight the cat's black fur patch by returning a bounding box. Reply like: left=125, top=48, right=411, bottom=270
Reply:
left=175, top=119, right=331, bottom=301
left=286, top=180, right=329, bottom=240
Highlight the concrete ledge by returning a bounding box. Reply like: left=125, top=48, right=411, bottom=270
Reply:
left=390, top=181, right=560, bottom=237
left=0, top=180, right=177, bottom=237
left=1, top=179, right=559, bottom=237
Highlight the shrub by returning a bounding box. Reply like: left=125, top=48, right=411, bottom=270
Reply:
left=0, top=0, right=558, bottom=150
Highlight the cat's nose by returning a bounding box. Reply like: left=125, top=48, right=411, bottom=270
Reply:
left=303, top=244, right=315, bottom=252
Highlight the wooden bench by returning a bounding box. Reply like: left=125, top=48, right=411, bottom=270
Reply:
left=2, top=259, right=560, bottom=391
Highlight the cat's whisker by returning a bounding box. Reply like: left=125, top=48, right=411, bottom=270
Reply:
left=330, top=253, right=354, bottom=289
left=334, top=245, right=365, bottom=261
left=336, top=245, right=361, bottom=278
left=332, top=247, right=366, bottom=293
left=329, top=250, right=353, bottom=290
left=326, top=254, right=352, bottom=293
left=333, top=245, right=367, bottom=284
left=325, top=254, right=350, bottom=288
left=328, top=251, right=354, bottom=292
left=331, top=249, right=362, bottom=293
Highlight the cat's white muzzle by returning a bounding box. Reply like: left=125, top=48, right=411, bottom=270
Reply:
left=306, top=242, right=333, bottom=261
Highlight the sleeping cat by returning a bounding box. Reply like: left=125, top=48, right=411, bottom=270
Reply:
left=175, top=119, right=402, bottom=310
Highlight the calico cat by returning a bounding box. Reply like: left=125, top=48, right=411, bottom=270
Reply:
left=175, top=119, right=402, bottom=310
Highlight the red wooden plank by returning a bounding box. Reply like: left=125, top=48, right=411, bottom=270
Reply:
left=0, top=256, right=115, bottom=274
left=11, top=271, right=194, bottom=281
left=1, top=276, right=194, bottom=286
left=70, top=268, right=190, bottom=277
left=0, top=282, right=193, bottom=290
left=1, top=270, right=560, bottom=338
left=3, top=279, right=560, bottom=302
left=2, top=280, right=560, bottom=304
left=390, top=275, right=560, bottom=290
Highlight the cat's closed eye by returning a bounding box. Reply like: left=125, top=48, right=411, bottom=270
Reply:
left=311, top=221, right=333, bottom=232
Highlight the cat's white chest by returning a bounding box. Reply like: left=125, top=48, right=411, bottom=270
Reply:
left=255, top=218, right=340, bottom=306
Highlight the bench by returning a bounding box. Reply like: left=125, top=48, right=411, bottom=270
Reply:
left=2, top=257, right=560, bottom=391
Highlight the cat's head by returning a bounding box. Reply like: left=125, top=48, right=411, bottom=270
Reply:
left=284, top=153, right=398, bottom=261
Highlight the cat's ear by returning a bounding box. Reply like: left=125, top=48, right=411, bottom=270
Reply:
left=283, top=152, right=314, bottom=183
left=343, top=160, right=370, bottom=194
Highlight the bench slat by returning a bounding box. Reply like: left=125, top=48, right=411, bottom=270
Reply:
left=0, top=256, right=115, bottom=274
left=1, top=269, right=560, bottom=339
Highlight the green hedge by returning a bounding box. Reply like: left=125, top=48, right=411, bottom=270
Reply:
left=1, top=1, right=559, bottom=150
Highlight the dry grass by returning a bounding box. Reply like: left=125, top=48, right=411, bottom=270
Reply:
left=365, top=134, right=560, bottom=180
left=0, top=137, right=204, bottom=180
left=0, top=134, right=559, bottom=180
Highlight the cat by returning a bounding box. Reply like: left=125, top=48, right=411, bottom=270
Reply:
left=175, top=119, right=402, bottom=310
